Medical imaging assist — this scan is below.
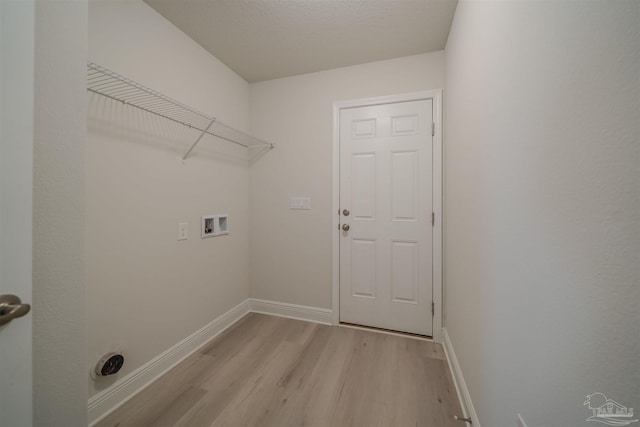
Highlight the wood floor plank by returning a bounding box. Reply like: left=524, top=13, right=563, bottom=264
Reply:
left=206, top=318, right=319, bottom=426
left=428, top=358, right=463, bottom=427
left=252, top=325, right=356, bottom=427
left=330, top=330, right=399, bottom=427
left=146, top=386, right=208, bottom=427
left=210, top=340, right=312, bottom=427
left=423, top=340, right=447, bottom=361
left=173, top=316, right=297, bottom=426
left=96, top=314, right=463, bottom=427
left=395, top=338, right=445, bottom=427
left=219, top=324, right=328, bottom=427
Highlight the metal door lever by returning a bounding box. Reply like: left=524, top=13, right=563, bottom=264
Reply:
left=0, top=294, right=31, bottom=327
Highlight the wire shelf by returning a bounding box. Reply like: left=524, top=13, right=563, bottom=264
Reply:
left=87, top=62, right=274, bottom=159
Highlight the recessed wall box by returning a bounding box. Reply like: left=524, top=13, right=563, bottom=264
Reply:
left=202, top=214, right=229, bottom=238
left=202, top=215, right=216, bottom=238
left=217, top=215, right=229, bottom=235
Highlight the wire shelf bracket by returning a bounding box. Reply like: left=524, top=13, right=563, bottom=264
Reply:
left=86, top=61, right=275, bottom=159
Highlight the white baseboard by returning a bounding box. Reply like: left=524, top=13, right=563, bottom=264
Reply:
left=442, top=327, right=481, bottom=427
left=517, top=414, right=528, bottom=427
left=248, top=298, right=333, bottom=325
left=88, top=299, right=250, bottom=426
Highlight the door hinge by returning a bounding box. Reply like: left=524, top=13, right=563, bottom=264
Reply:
left=432, top=212, right=435, bottom=226
left=432, top=301, right=435, bottom=317
left=432, top=122, right=435, bottom=137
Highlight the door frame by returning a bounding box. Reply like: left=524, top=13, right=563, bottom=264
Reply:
left=331, top=90, right=443, bottom=343
left=1, top=0, right=35, bottom=423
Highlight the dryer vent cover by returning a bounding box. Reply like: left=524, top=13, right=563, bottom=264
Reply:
left=94, top=352, right=124, bottom=377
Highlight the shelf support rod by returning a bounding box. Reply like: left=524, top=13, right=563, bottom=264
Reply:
left=183, top=119, right=216, bottom=160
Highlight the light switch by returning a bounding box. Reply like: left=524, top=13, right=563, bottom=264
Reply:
left=177, top=222, right=188, bottom=241
left=290, top=197, right=311, bottom=210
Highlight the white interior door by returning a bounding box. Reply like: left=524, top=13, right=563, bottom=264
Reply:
left=0, top=0, right=35, bottom=425
left=339, top=99, right=433, bottom=336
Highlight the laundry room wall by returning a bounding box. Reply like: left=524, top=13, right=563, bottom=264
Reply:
left=444, top=1, right=639, bottom=426
left=87, top=0, right=252, bottom=397
left=249, top=52, right=445, bottom=309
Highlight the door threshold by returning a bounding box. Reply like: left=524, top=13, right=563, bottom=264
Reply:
left=339, top=322, right=433, bottom=342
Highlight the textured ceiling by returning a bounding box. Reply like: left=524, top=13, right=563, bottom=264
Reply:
left=144, top=0, right=458, bottom=83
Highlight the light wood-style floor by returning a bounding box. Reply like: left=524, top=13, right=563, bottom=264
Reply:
left=96, top=314, right=462, bottom=427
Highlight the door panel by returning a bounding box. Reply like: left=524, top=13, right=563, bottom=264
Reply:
left=339, top=99, right=433, bottom=336
left=391, top=241, right=419, bottom=303
left=391, top=151, right=418, bottom=221
left=351, top=153, right=377, bottom=220
left=351, top=238, right=377, bottom=298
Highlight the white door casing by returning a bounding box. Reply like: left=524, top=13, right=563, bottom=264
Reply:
left=335, top=93, right=441, bottom=337
left=0, top=0, right=35, bottom=424
left=332, top=91, right=443, bottom=341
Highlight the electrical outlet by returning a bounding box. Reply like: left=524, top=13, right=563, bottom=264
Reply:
left=177, top=222, right=188, bottom=241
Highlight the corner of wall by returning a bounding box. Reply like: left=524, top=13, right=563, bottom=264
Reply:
left=33, top=0, right=88, bottom=425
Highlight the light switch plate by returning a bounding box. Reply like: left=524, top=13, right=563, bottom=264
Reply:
left=177, top=222, right=188, bottom=241
left=290, top=197, right=311, bottom=210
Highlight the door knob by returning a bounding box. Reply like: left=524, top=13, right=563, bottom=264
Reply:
left=0, top=294, right=31, bottom=327
left=341, top=224, right=350, bottom=231
left=342, top=209, right=350, bottom=216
